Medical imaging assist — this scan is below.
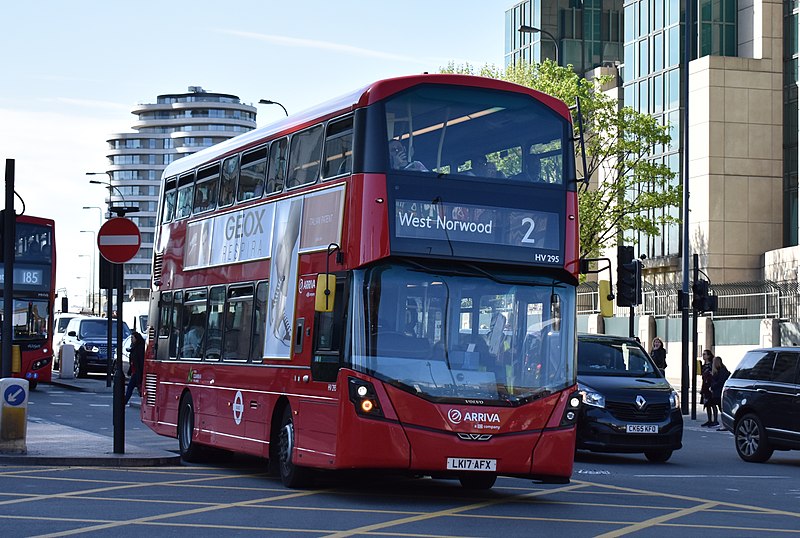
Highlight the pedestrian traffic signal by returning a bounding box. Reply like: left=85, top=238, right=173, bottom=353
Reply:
left=616, top=245, right=642, bottom=307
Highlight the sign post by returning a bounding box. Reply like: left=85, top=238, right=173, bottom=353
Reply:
left=97, top=217, right=141, bottom=454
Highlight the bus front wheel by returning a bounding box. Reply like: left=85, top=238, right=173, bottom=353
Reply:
left=178, top=393, right=204, bottom=462
left=278, top=406, right=313, bottom=488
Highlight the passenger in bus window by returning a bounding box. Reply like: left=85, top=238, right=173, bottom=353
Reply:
left=182, top=314, right=205, bottom=358
left=471, top=156, right=502, bottom=178
left=388, top=140, right=427, bottom=171
left=513, top=149, right=542, bottom=182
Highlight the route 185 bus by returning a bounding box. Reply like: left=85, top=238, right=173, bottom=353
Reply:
left=1, top=214, right=56, bottom=389
left=142, top=74, right=582, bottom=489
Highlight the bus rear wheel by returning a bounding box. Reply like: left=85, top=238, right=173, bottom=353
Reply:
left=178, top=393, right=205, bottom=462
left=277, top=406, right=313, bottom=488
left=459, top=473, right=497, bottom=490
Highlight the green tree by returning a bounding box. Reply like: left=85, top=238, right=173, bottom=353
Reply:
left=440, top=61, right=681, bottom=260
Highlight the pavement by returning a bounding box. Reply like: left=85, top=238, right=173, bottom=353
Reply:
left=0, top=374, right=181, bottom=467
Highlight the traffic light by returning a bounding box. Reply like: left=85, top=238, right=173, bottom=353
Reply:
left=691, top=280, right=708, bottom=310
left=616, top=245, right=641, bottom=307
left=692, top=279, right=718, bottom=313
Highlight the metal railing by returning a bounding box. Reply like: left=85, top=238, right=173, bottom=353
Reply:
left=578, top=279, right=799, bottom=321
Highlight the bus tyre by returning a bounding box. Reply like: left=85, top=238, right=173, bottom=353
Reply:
left=278, top=406, right=313, bottom=488
left=178, top=393, right=204, bottom=462
left=459, top=473, right=497, bottom=490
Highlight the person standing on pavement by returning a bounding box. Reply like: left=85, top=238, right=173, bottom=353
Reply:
left=699, top=350, right=716, bottom=427
left=650, top=337, right=667, bottom=375
left=124, top=331, right=145, bottom=406
left=710, top=356, right=730, bottom=430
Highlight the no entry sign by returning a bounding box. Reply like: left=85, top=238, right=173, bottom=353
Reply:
left=97, top=217, right=141, bottom=263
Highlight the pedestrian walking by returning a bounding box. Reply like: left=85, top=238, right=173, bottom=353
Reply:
left=651, top=337, right=667, bottom=375
left=124, top=331, right=145, bottom=406
left=710, top=356, right=730, bottom=431
left=699, top=350, right=716, bottom=426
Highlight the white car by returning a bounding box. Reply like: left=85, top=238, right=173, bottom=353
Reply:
left=52, top=312, right=79, bottom=370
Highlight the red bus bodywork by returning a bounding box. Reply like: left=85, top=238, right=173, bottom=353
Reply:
left=2, top=215, right=56, bottom=386
left=142, top=74, right=581, bottom=487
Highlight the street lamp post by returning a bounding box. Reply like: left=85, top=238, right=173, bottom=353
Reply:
left=78, top=254, right=92, bottom=312
left=258, top=99, right=289, bottom=116
left=79, top=230, right=97, bottom=316
left=518, top=25, right=560, bottom=65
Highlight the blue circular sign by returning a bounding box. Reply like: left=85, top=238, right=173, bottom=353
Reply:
left=3, top=384, right=26, bottom=406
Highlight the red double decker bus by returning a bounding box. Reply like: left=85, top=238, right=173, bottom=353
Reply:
left=143, top=74, right=581, bottom=489
left=1, top=214, right=56, bottom=388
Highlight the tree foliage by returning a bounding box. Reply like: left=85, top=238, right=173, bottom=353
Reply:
left=440, top=61, right=681, bottom=260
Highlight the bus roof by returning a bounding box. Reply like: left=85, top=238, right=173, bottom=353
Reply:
left=162, top=74, right=572, bottom=179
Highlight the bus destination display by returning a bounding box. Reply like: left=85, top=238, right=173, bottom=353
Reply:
left=394, top=199, right=562, bottom=264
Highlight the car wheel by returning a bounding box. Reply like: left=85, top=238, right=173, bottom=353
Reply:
left=644, top=449, right=672, bottom=463
left=177, top=392, right=206, bottom=462
left=734, top=413, right=774, bottom=463
left=459, top=473, right=497, bottom=490
left=74, top=353, right=86, bottom=378
left=277, top=406, right=313, bottom=488
left=28, top=380, right=38, bottom=390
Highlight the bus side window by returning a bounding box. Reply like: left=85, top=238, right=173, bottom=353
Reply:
left=238, top=145, right=268, bottom=202
left=223, top=285, right=254, bottom=362
left=250, top=281, right=268, bottom=361
left=193, top=164, right=219, bottom=214
left=205, top=286, right=225, bottom=361
left=286, top=124, right=323, bottom=188
left=175, top=172, right=195, bottom=220
left=180, top=288, right=207, bottom=361
left=161, top=178, right=177, bottom=224
left=311, top=276, right=345, bottom=382
left=168, top=291, right=183, bottom=359
left=156, top=292, right=172, bottom=361
left=266, top=138, right=287, bottom=195
left=219, top=154, right=239, bottom=207
left=321, top=117, right=353, bottom=179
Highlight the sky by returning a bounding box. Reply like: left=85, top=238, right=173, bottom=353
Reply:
left=0, top=0, right=512, bottom=310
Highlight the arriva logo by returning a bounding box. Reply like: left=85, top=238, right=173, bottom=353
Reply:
left=447, top=409, right=500, bottom=425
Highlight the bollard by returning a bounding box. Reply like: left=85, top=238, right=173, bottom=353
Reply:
left=60, top=344, right=75, bottom=380
left=0, top=378, right=28, bottom=454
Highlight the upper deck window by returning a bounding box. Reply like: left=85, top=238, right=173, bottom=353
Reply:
left=382, top=85, right=570, bottom=185
left=219, top=155, right=239, bottom=208
left=13, top=223, right=53, bottom=263
left=193, top=164, right=219, bottom=214
left=287, top=125, right=323, bottom=189
left=266, top=138, right=288, bottom=195
left=175, top=172, right=195, bottom=220
left=322, top=117, right=353, bottom=179
left=239, top=145, right=268, bottom=202
left=161, top=178, right=177, bottom=224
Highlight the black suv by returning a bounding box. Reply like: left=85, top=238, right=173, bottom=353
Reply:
left=576, top=334, right=683, bottom=462
left=60, top=316, right=131, bottom=378
left=721, top=347, right=800, bottom=463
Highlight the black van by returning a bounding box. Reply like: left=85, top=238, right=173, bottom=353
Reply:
left=576, top=334, right=683, bottom=462
left=721, top=348, right=800, bottom=463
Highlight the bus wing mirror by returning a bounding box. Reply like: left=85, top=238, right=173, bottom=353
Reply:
left=315, top=274, right=336, bottom=312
